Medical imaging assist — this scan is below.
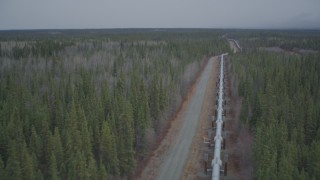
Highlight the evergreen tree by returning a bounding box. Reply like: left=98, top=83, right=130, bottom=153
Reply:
left=29, top=126, right=42, bottom=161
left=278, top=151, right=294, bottom=180
left=98, top=160, right=108, bottom=180
left=20, top=141, right=35, bottom=180
left=35, top=169, right=44, bottom=180
left=100, top=120, right=119, bottom=175
left=77, top=106, right=92, bottom=162
left=6, top=140, right=22, bottom=180
left=52, top=127, right=63, bottom=170
left=0, top=155, right=6, bottom=179
left=87, top=156, right=98, bottom=180
left=48, top=153, right=59, bottom=180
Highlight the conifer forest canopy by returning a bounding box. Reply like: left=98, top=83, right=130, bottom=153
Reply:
left=0, top=29, right=320, bottom=179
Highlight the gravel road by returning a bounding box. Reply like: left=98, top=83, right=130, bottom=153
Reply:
left=157, top=58, right=214, bottom=180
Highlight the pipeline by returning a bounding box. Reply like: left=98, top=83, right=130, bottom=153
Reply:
left=212, top=53, right=228, bottom=180
left=228, top=39, right=242, bottom=52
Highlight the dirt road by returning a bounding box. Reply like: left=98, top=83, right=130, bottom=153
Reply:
left=181, top=57, right=218, bottom=180
left=156, top=57, right=215, bottom=180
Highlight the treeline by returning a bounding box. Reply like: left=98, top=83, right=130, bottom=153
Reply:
left=0, top=32, right=228, bottom=179
left=232, top=51, right=320, bottom=179
left=227, top=30, right=320, bottom=51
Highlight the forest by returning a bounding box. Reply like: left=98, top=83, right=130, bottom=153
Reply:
left=228, top=30, right=320, bottom=51
left=231, top=31, right=320, bottom=179
left=0, top=30, right=229, bottom=179
left=1, top=29, right=319, bottom=180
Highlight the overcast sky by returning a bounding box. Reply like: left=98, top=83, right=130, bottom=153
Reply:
left=1, top=0, right=320, bottom=30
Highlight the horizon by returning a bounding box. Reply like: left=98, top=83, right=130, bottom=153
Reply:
left=1, top=27, right=320, bottom=31
left=1, top=0, right=320, bottom=30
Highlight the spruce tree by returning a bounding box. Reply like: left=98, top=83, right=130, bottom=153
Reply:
left=48, top=153, right=59, bottom=180
left=0, top=155, right=6, bottom=179
left=6, top=140, right=22, bottom=180
left=52, top=127, right=63, bottom=170
left=100, top=120, right=119, bottom=175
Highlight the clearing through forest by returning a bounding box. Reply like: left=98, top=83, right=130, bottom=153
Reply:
left=228, top=39, right=241, bottom=53
left=181, top=56, right=218, bottom=179
left=157, top=57, right=215, bottom=180
left=137, top=57, right=216, bottom=180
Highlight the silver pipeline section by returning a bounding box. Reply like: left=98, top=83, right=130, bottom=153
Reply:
left=212, top=53, right=228, bottom=180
